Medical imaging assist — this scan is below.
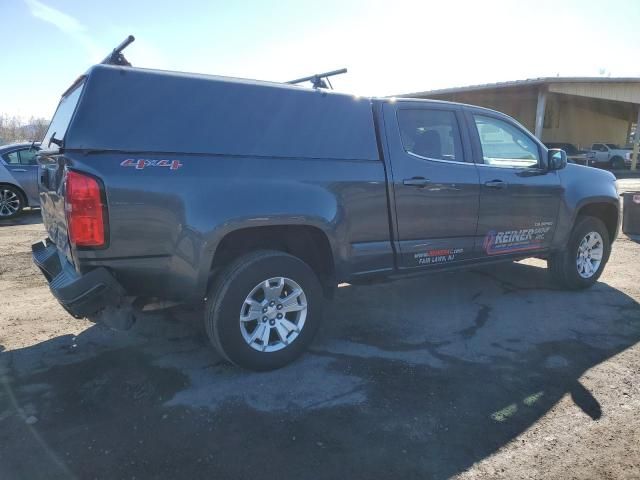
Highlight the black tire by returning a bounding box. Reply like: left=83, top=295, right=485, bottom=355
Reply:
left=205, top=250, right=324, bottom=371
left=548, top=216, right=611, bottom=290
left=0, top=185, right=25, bottom=220
left=610, top=156, right=625, bottom=170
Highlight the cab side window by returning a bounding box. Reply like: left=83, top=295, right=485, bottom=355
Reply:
left=398, top=109, right=464, bottom=162
left=473, top=115, right=540, bottom=168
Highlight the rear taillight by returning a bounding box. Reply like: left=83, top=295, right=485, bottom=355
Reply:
left=65, top=170, right=107, bottom=248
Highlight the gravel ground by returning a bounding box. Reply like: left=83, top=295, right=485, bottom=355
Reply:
left=0, top=186, right=639, bottom=479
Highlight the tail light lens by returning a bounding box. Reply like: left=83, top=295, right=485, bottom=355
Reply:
left=65, top=170, right=107, bottom=248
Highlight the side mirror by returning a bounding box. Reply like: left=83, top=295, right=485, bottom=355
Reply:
left=548, top=148, right=567, bottom=171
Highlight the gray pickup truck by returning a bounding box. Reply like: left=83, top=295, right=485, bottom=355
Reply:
left=33, top=60, right=620, bottom=370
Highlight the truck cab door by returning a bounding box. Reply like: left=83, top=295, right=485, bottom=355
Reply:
left=465, top=110, right=562, bottom=257
left=382, top=102, right=480, bottom=269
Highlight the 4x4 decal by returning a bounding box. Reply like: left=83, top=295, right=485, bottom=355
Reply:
left=121, top=159, right=183, bottom=170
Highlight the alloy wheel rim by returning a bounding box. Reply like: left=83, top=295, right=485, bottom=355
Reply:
left=576, top=231, right=604, bottom=279
left=239, top=277, right=308, bottom=352
left=0, top=189, right=20, bottom=217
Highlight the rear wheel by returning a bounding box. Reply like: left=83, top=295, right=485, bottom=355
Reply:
left=548, top=216, right=610, bottom=289
left=0, top=185, right=24, bottom=219
left=205, top=250, right=324, bottom=371
left=610, top=156, right=625, bottom=170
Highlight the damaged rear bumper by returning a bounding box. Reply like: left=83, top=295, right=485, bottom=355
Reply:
left=31, top=239, right=129, bottom=322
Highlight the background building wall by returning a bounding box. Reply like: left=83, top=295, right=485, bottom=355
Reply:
left=542, top=94, right=630, bottom=148
left=419, top=85, right=635, bottom=148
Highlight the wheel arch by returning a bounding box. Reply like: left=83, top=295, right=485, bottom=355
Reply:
left=206, top=224, right=337, bottom=298
left=575, top=200, right=619, bottom=243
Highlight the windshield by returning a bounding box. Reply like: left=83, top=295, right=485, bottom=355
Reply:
left=41, top=82, right=84, bottom=152
left=606, top=143, right=621, bottom=149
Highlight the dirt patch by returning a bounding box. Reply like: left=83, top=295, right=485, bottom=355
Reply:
left=1, top=211, right=639, bottom=479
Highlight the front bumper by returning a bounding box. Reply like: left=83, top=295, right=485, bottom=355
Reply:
left=32, top=239, right=125, bottom=318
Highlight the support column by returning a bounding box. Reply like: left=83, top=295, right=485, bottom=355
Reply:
left=632, top=105, right=640, bottom=171
left=627, top=106, right=635, bottom=144
left=534, top=87, right=547, bottom=140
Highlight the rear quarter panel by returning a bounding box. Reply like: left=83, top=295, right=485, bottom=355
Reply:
left=0, top=157, right=38, bottom=205
left=71, top=152, right=390, bottom=302
left=0, top=163, right=18, bottom=184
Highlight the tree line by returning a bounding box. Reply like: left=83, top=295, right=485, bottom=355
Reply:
left=0, top=114, right=49, bottom=145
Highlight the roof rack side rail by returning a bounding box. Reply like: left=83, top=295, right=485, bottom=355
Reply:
left=101, top=35, right=136, bottom=66
left=287, top=68, right=347, bottom=89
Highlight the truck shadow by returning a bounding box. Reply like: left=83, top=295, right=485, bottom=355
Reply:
left=625, top=233, right=640, bottom=244
left=1, top=261, right=639, bottom=479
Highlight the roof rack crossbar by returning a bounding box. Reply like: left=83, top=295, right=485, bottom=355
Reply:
left=287, top=68, right=347, bottom=89
left=101, top=35, right=135, bottom=66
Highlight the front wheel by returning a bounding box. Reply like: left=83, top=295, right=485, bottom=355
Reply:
left=548, top=216, right=611, bottom=289
left=205, top=250, right=324, bottom=371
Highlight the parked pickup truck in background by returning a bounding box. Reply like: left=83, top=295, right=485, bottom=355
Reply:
left=33, top=50, right=621, bottom=370
left=586, top=143, right=635, bottom=169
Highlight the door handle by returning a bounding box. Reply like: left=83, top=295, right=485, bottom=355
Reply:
left=403, top=177, right=430, bottom=187
left=10, top=168, right=28, bottom=172
left=484, top=180, right=507, bottom=189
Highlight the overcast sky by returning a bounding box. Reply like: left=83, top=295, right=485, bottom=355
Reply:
left=1, top=0, right=639, bottom=120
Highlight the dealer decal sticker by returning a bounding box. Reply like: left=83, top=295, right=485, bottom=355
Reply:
left=120, top=159, right=183, bottom=170
left=484, top=222, right=553, bottom=255
left=414, top=247, right=464, bottom=265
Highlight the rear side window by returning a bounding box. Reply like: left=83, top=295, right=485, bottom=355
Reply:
left=397, top=109, right=464, bottom=162
left=2, top=149, right=38, bottom=165
left=3, top=151, right=20, bottom=164
left=473, top=115, right=540, bottom=168
left=41, top=82, right=84, bottom=151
